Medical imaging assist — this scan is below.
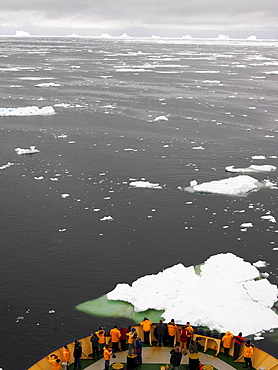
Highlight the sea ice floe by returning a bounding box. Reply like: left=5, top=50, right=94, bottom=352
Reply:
left=15, top=146, right=40, bottom=155
left=192, top=146, right=205, bottom=150
left=261, top=215, right=276, bottom=223
left=225, top=165, right=276, bottom=173
left=0, top=162, right=14, bottom=170
left=61, top=194, right=70, bottom=198
left=0, top=106, right=55, bottom=116
left=185, top=175, right=275, bottom=196
left=251, top=155, right=266, bottom=160
left=253, top=260, right=267, bottom=268
left=129, top=180, right=163, bottom=189
left=240, top=223, right=253, bottom=228
left=35, top=83, right=61, bottom=87
left=100, top=216, right=114, bottom=221
left=107, top=253, right=278, bottom=335
left=153, top=116, right=168, bottom=121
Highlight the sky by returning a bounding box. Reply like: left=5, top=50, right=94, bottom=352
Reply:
left=0, top=0, right=278, bottom=39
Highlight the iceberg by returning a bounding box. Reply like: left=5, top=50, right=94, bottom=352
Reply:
left=15, top=146, right=40, bottom=155
left=107, top=253, right=278, bottom=336
left=225, top=165, right=276, bottom=173
left=185, top=175, right=274, bottom=196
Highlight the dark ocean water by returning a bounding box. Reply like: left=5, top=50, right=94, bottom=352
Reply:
left=0, top=37, right=277, bottom=369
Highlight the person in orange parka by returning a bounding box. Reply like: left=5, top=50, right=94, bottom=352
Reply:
left=110, top=325, right=121, bottom=352
left=96, top=327, right=106, bottom=352
left=222, top=331, right=234, bottom=357
left=48, top=353, right=61, bottom=370
left=103, top=345, right=113, bottom=370
left=243, top=340, right=254, bottom=369
left=185, top=322, right=194, bottom=347
left=167, top=319, right=177, bottom=347
left=62, top=345, right=70, bottom=367
left=140, top=317, right=152, bottom=344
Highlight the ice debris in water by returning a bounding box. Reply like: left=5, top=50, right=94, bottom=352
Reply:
left=100, top=216, right=114, bottom=221
left=153, top=116, right=168, bottom=121
left=225, top=165, right=276, bottom=173
left=186, top=175, right=275, bottom=196
left=129, top=180, right=163, bottom=189
left=261, top=215, right=276, bottom=223
left=0, top=106, right=55, bottom=116
left=15, top=146, right=40, bottom=155
left=0, top=162, right=14, bottom=169
left=107, top=253, right=278, bottom=336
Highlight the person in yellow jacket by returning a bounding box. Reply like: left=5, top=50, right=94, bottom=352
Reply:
left=140, top=317, right=152, bottom=344
left=185, top=322, right=194, bottom=347
left=127, top=328, right=138, bottom=356
left=110, top=325, right=121, bottom=352
left=103, top=345, right=113, bottom=370
left=222, top=331, right=234, bottom=357
left=243, top=340, right=254, bottom=369
left=96, top=327, right=106, bottom=352
left=62, top=345, right=70, bottom=367
left=167, top=319, right=177, bottom=346
left=48, top=353, right=61, bottom=370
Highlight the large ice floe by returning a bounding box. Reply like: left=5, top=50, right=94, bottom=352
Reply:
left=15, top=146, right=40, bottom=155
left=0, top=106, right=55, bottom=116
left=107, top=253, right=278, bottom=336
left=129, top=180, right=163, bottom=189
left=185, top=175, right=275, bottom=196
left=225, top=165, right=276, bottom=173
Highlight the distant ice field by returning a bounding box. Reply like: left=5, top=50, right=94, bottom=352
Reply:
left=0, top=37, right=277, bottom=370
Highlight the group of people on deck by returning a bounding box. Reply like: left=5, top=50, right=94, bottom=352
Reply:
left=48, top=319, right=255, bottom=370
left=222, top=330, right=255, bottom=368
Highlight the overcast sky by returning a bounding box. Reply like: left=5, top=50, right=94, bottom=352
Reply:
left=0, top=0, right=277, bottom=39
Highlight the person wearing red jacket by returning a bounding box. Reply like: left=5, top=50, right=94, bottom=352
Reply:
left=120, top=326, right=128, bottom=351
left=233, top=332, right=245, bottom=361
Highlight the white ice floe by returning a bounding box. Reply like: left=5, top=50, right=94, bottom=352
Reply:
left=129, top=180, right=163, bottom=189
left=0, top=162, right=14, bottom=170
left=185, top=175, right=274, bottom=196
left=34, top=176, right=43, bottom=180
left=192, top=146, right=205, bottom=150
left=251, top=155, right=266, bottom=160
left=225, top=165, right=276, bottom=173
left=100, top=216, right=114, bottom=221
left=253, top=260, right=267, bottom=268
left=107, top=253, right=278, bottom=336
left=261, top=215, right=276, bottom=223
left=35, top=83, right=61, bottom=87
left=0, top=106, right=55, bottom=116
left=61, top=194, right=70, bottom=198
left=153, top=116, right=168, bottom=121
left=202, top=80, right=221, bottom=84
left=240, top=223, right=253, bottom=228
left=15, top=146, right=40, bottom=155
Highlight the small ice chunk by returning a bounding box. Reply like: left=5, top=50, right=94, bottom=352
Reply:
left=240, top=223, right=253, bottom=228
left=100, top=216, right=114, bottom=221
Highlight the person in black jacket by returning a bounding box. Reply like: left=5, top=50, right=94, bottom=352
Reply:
left=73, top=340, right=82, bottom=370
left=170, top=347, right=182, bottom=370
left=90, top=333, right=100, bottom=360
